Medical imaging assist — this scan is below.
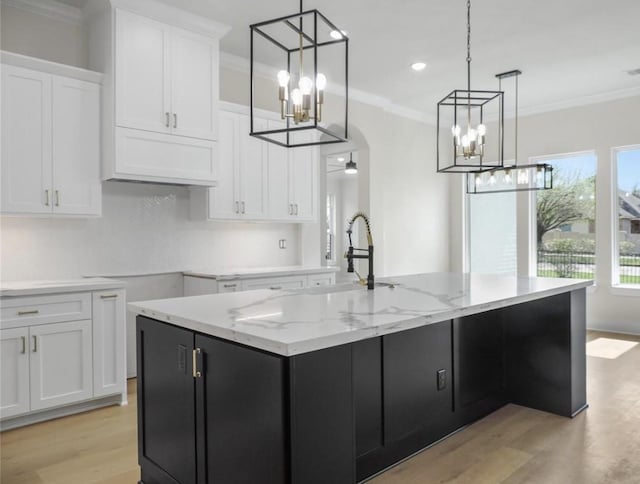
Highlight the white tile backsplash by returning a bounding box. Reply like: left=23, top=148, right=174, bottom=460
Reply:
left=0, top=181, right=300, bottom=281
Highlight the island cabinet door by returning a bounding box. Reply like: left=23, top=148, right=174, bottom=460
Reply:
left=453, top=309, right=507, bottom=426
left=195, top=334, right=287, bottom=484
left=136, top=317, right=197, bottom=484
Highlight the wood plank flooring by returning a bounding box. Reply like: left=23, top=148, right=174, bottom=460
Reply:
left=2, top=331, right=639, bottom=484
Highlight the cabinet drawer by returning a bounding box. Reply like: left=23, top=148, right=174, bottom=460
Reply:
left=184, top=276, right=218, bottom=296
left=307, top=274, right=335, bottom=287
left=217, top=281, right=241, bottom=293
left=1, top=293, right=91, bottom=329
left=242, top=276, right=306, bottom=292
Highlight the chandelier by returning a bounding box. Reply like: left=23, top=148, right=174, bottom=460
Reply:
left=249, top=0, right=349, bottom=148
left=437, top=0, right=504, bottom=173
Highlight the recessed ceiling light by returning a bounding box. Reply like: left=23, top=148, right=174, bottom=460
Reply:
left=337, top=157, right=345, bottom=162
left=330, top=30, right=347, bottom=40
left=411, top=62, right=427, bottom=71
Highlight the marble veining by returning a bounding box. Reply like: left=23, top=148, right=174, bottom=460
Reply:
left=128, top=272, right=593, bottom=356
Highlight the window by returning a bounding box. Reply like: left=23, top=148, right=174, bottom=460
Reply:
left=468, top=191, right=517, bottom=275
left=613, top=146, right=640, bottom=286
left=534, top=152, right=597, bottom=279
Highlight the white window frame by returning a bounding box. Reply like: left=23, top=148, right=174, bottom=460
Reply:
left=529, top=150, right=597, bottom=286
left=611, top=144, right=640, bottom=295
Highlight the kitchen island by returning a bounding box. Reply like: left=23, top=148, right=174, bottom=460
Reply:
left=129, top=272, right=592, bottom=484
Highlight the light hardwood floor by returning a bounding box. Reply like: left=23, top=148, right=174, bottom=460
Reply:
left=2, top=331, right=639, bottom=484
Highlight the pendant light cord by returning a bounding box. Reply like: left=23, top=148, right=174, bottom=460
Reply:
left=466, top=0, right=472, bottom=127
left=299, top=0, right=304, bottom=80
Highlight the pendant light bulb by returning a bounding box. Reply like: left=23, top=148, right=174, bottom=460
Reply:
left=461, top=135, right=470, bottom=148
left=316, top=73, right=327, bottom=91
left=452, top=125, right=461, bottom=137
left=504, top=169, right=512, bottom=183
left=299, top=76, right=313, bottom=95
left=477, top=124, right=486, bottom=136
left=277, top=70, right=290, bottom=87
left=291, top=88, right=303, bottom=106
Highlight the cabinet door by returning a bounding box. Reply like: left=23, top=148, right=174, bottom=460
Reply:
left=238, top=116, right=268, bottom=219
left=170, top=27, right=218, bottom=141
left=92, top=290, right=126, bottom=398
left=0, top=328, right=30, bottom=419
left=289, top=131, right=318, bottom=221
left=115, top=9, right=170, bottom=133
left=208, top=111, right=239, bottom=219
left=1, top=65, right=52, bottom=214
left=383, top=322, right=453, bottom=442
left=137, top=317, right=196, bottom=484
left=267, top=120, right=293, bottom=221
left=29, top=320, right=93, bottom=411
left=52, top=76, right=101, bottom=215
left=195, top=333, right=286, bottom=484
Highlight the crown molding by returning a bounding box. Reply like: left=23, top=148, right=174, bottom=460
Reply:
left=1, top=0, right=84, bottom=25
left=518, top=85, right=640, bottom=119
left=220, top=51, right=435, bottom=126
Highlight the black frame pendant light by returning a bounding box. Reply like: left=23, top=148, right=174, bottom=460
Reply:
left=437, top=0, right=505, bottom=173
left=249, top=0, right=349, bottom=148
left=344, top=152, right=357, bottom=174
left=466, top=70, right=554, bottom=194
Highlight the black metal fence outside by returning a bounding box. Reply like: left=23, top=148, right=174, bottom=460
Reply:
left=537, top=250, right=640, bottom=284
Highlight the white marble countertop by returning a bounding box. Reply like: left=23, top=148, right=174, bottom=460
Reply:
left=184, top=266, right=339, bottom=281
left=0, top=278, right=126, bottom=297
left=128, top=272, right=593, bottom=356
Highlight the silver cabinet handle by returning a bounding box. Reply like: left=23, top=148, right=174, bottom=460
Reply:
left=223, top=283, right=237, bottom=288
left=45, top=189, right=50, bottom=206
left=235, top=201, right=239, bottom=214
left=21, top=336, right=26, bottom=354
left=241, top=201, right=245, bottom=214
left=269, top=286, right=282, bottom=290
left=173, top=113, right=178, bottom=129
left=192, top=348, right=201, bottom=378
left=100, top=294, right=118, bottom=299
left=165, top=112, right=170, bottom=128
left=294, top=204, right=299, bottom=215
left=55, top=190, right=60, bottom=207
left=32, top=335, right=37, bottom=353
left=18, top=310, right=39, bottom=316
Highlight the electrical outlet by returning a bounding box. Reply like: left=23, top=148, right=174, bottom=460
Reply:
left=279, top=239, right=287, bottom=249
left=437, top=369, right=447, bottom=391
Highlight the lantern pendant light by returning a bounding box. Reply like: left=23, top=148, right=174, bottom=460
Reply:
left=250, top=0, right=349, bottom=148
left=436, top=0, right=504, bottom=173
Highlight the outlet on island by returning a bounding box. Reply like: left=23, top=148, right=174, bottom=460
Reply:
left=279, top=239, right=287, bottom=249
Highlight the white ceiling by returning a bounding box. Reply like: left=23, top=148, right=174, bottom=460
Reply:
left=63, top=0, right=640, bottom=118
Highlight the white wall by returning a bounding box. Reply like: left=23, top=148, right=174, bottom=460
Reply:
left=451, top=95, right=640, bottom=334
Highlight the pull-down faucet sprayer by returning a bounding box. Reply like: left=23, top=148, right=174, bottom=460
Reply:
left=345, top=211, right=374, bottom=290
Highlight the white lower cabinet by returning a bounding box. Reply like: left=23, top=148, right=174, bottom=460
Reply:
left=92, top=290, right=126, bottom=398
left=0, top=328, right=30, bottom=418
left=242, top=276, right=307, bottom=291
left=184, top=272, right=337, bottom=296
left=29, top=320, right=93, bottom=411
left=0, top=289, right=126, bottom=425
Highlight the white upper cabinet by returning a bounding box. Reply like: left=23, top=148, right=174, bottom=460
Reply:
left=0, top=54, right=102, bottom=217
left=170, top=26, right=219, bottom=141
left=1, top=65, right=52, bottom=214
left=289, top=131, right=318, bottom=221
left=52, top=76, right=102, bottom=215
left=191, top=104, right=319, bottom=223
left=115, top=10, right=170, bottom=133
left=89, top=1, right=229, bottom=185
